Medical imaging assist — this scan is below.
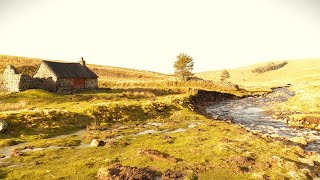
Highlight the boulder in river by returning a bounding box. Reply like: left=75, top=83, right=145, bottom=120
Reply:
left=216, top=115, right=234, bottom=121
left=0, top=119, right=8, bottom=133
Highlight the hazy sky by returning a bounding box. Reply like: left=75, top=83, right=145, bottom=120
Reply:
left=0, top=0, right=320, bottom=73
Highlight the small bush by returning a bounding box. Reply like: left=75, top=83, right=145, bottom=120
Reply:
left=251, top=61, right=288, bottom=74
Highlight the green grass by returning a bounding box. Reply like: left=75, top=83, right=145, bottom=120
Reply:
left=1, top=116, right=317, bottom=179
left=0, top=92, right=319, bottom=179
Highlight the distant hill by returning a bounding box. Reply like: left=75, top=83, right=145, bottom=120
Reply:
left=196, top=59, right=320, bottom=89
left=0, top=55, right=41, bottom=76
left=0, top=54, right=173, bottom=81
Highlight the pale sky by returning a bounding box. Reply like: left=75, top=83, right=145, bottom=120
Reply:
left=0, top=0, right=320, bottom=74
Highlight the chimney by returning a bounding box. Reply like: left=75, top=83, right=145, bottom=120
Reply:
left=79, top=57, right=86, bottom=66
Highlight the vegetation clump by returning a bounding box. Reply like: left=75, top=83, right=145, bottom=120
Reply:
left=173, top=53, right=194, bottom=82
left=251, top=61, right=288, bottom=74
left=220, top=69, right=230, bottom=81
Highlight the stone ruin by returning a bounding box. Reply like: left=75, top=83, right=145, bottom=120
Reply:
left=0, top=65, right=56, bottom=93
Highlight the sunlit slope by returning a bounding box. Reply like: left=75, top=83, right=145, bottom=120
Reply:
left=0, top=54, right=172, bottom=81
left=88, top=64, right=172, bottom=82
left=198, top=59, right=320, bottom=116
left=197, top=59, right=320, bottom=88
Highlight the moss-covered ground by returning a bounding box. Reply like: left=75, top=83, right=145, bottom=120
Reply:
left=0, top=89, right=319, bottom=179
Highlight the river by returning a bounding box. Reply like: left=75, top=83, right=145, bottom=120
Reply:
left=206, top=88, right=320, bottom=153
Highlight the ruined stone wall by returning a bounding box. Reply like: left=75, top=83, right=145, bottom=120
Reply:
left=85, top=78, right=98, bottom=89
left=29, top=78, right=56, bottom=92
left=19, top=75, right=33, bottom=91
left=2, top=65, right=23, bottom=92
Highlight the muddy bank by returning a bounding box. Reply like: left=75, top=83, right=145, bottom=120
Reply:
left=189, top=89, right=239, bottom=116
left=190, top=90, right=238, bottom=106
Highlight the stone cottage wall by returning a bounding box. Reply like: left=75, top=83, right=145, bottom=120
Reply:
left=85, top=78, right=98, bottom=89
left=33, top=63, right=57, bottom=81
left=56, top=78, right=74, bottom=94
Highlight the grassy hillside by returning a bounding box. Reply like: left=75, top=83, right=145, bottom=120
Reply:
left=0, top=54, right=172, bottom=81
left=0, top=55, right=41, bottom=76
left=197, top=59, right=320, bottom=124
left=197, top=59, right=320, bottom=89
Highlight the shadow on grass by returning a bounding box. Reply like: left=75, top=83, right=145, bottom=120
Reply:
left=88, top=102, right=179, bottom=125
left=0, top=169, right=7, bottom=179
left=0, top=110, right=94, bottom=141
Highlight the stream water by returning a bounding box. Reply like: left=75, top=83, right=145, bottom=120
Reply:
left=206, top=88, right=320, bottom=153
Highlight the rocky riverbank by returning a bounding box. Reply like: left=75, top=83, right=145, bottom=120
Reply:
left=206, top=87, right=320, bottom=153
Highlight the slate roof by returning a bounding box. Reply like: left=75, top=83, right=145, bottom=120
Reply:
left=42, top=60, right=98, bottom=78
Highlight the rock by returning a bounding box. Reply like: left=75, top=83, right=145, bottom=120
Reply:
left=138, top=149, right=178, bottom=163
left=237, top=166, right=250, bottom=173
left=301, top=116, right=320, bottom=124
left=216, top=115, right=234, bottom=121
left=307, top=154, right=320, bottom=163
left=233, top=156, right=255, bottom=166
left=11, top=149, right=22, bottom=157
left=289, top=137, right=308, bottom=146
left=91, top=139, right=105, bottom=147
left=298, top=158, right=314, bottom=167
left=274, top=111, right=282, bottom=116
left=225, top=115, right=234, bottom=121
left=0, top=120, right=8, bottom=132
left=97, top=164, right=159, bottom=180
left=216, top=115, right=225, bottom=120
left=162, top=169, right=184, bottom=180
left=286, top=170, right=309, bottom=180
left=269, top=134, right=280, bottom=138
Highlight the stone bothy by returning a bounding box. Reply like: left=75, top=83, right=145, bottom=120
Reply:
left=0, top=58, right=98, bottom=93
left=33, top=59, right=98, bottom=93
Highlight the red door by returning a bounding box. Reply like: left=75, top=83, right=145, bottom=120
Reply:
left=72, top=78, right=85, bottom=88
